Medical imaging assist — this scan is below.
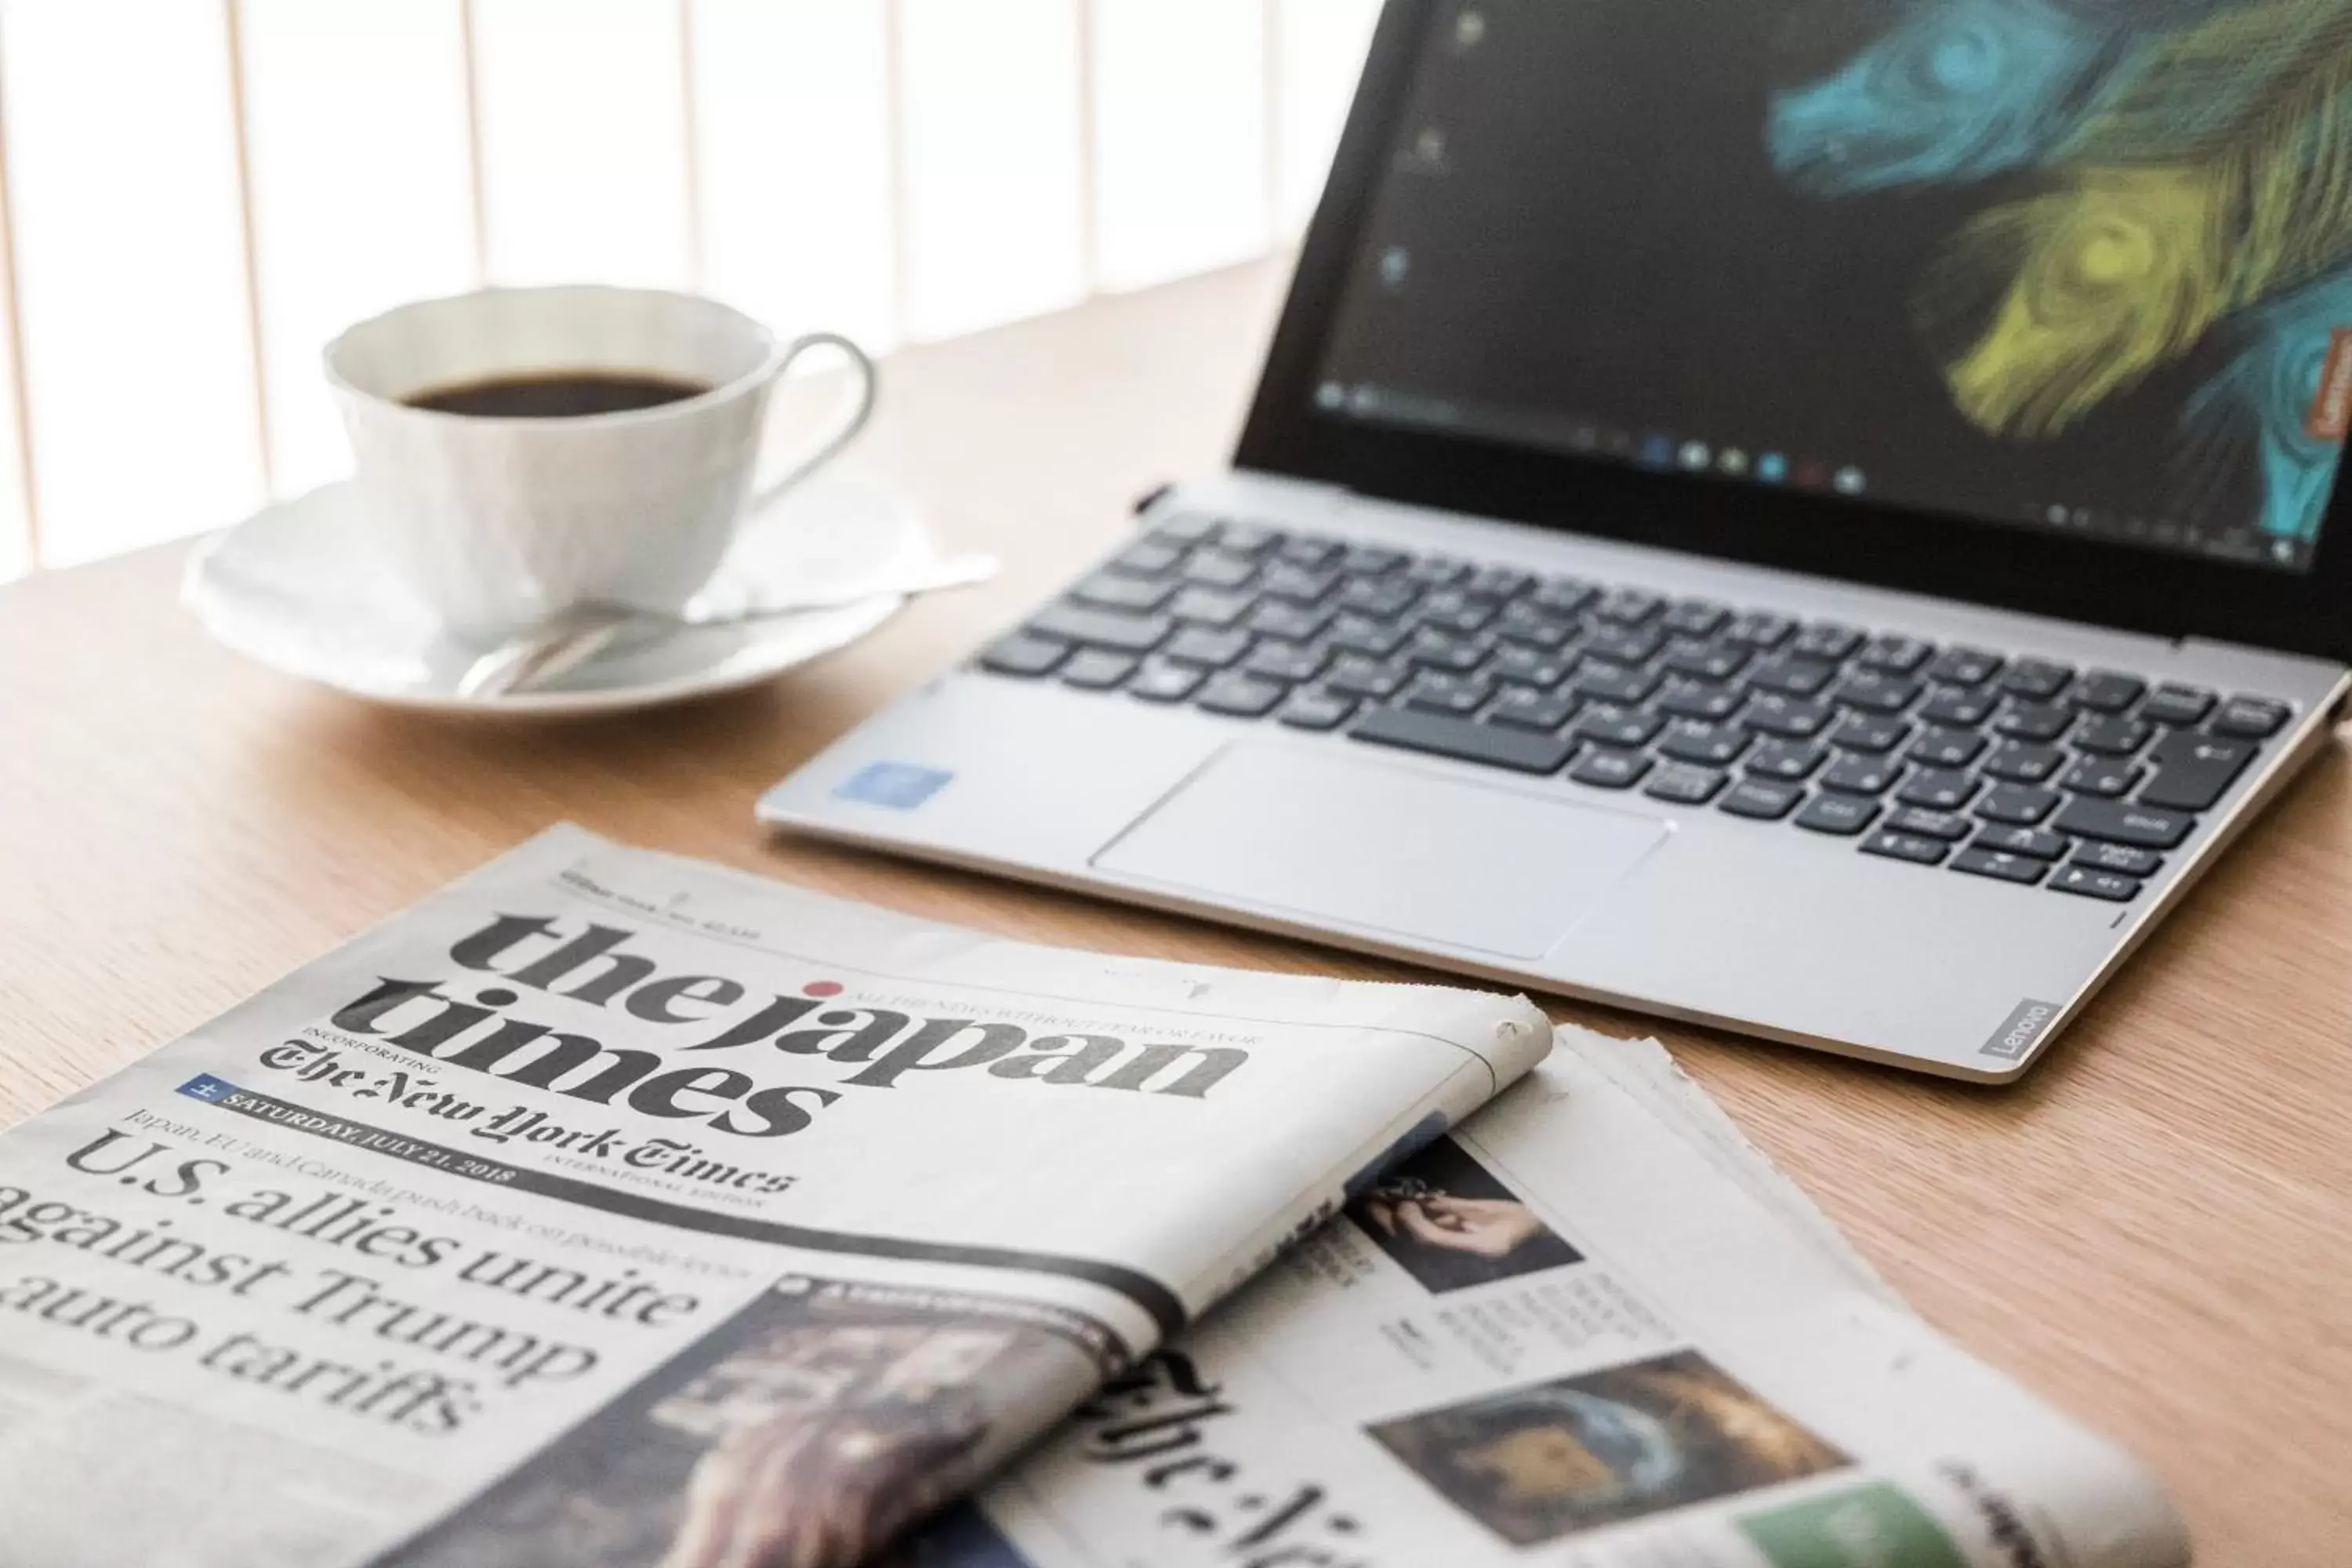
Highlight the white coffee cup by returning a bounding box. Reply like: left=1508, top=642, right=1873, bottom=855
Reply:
left=325, top=285, right=876, bottom=644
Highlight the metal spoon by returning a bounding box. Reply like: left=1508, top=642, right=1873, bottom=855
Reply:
left=456, top=552, right=998, bottom=701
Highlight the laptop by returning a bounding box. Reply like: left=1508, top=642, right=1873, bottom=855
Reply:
left=761, top=0, right=2352, bottom=1080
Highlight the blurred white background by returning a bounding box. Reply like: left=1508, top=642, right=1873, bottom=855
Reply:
left=0, top=0, right=1379, bottom=579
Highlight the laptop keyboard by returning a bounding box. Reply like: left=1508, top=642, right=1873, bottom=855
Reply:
left=976, top=513, right=2299, bottom=903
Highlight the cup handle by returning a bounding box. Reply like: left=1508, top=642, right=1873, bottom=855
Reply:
left=745, top=330, right=878, bottom=514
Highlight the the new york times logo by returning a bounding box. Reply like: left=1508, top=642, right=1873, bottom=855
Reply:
left=1980, top=999, right=2059, bottom=1062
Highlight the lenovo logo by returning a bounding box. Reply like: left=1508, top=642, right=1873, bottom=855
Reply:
left=1980, top=999, right=2059, bottom=1061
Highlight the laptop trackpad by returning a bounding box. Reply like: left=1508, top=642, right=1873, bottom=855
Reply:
left=1091, top=742, right=1671, bottom=959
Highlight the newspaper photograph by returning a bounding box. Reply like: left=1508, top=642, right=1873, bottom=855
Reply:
left=894, top=1031, right=2192, bottom=1568
left=0, top=825, right=1550, bottom=1568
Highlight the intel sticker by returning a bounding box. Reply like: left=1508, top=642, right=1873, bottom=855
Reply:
left=836, top=761, right=954, bottom=811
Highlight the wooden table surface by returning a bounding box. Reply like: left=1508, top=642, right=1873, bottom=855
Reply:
left=3, top=259, right=2347, bottom=1563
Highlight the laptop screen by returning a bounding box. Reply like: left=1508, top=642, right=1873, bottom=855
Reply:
left=1307, top=0, right=2349, bottom=575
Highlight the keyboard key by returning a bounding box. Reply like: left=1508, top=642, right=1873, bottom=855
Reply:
left=1983, top=741, right=2063, bottom=783
left=1029, top=603, right=1171, bottom=653
left=1907, top=727, right=1987, bottom=768
left=1860, top=829, right=1949, bottom=866
left=1658, top=681, right=1744, bottom=721
left=1998, top=657, right=2074, bottom=701
left=1278, top=533, right=1344, bottom=568
left=1326, top=614, right=1410, bottom=658
left=1828, top=713, right=1911, bottom=754
left=979, top=633, right=1068, bottom=677
left=1973, top=826, right=2067, bottom=859
left=2138, top=730, right=2258, bottom=811
left=1325, top=655, right=1409, bottom=699
left=1196, top=672, right=1285, bottom=717
left=1573, top=665, right=1661, bottom=705
left=1748, top=657, right=1837, bottom=698
left=1791, top=621, right=1863, bottom=661
left=2059, top=757, right=2142, bottom=797
left=1404, top=555, right=1472, bottom=586
left=2212, top=695, right=2291, bottom=739
left=2069, top=670, right=2145, bottom=712
left=1951, top=848, right=2045, bottom=885
left=1920, top=688, right=1998, bottom=728
left=1468, top=564, right=1535, bottom=599
left=2139, top=684, right=2215, bottom=726
left=1745, top=695, right=1834, bottom=739
left=1657, top=720, right=1752, bottom=767
left=1574, top=706, right=1665, bottom=748
left=1060, top=648, right=1138, bottom=689
left=1073, top=572, right=1174, bottom=612
left=1570, top=748, right=1653, bottom=789
left=1585, top=624, right=1665, bottom=664
left=1821, top=753, right=1903, bottom=795
left=1926, top=646, right=2003, bottom=686
left=2049, top=865, right=2141, bottom=902
left=1258, top=563, right=1338, bottom=604
left=1645, top=763, right=1727, bottom=804
left=1722, top=609, right=1796, bottom=648
left=1164, top=626, right=1253, bottom=668
left=1406, top=629, right=1489, bottom=673
left=1127, top=659, right=1203, bottom=702
left=1351, top=706, right=1577, bottom=774
left=1417, top=589, right=1495, bottom=635
left=1886, top=806, right=1972, bottom=840
left=2075, top=841, right=2163, bottom=877
left=1662, top=640, right=1750, bottom=681
left=1337, top=576, right=1418, bottom=617
left=1493, top=644, right=1573, bottom=688
left=1493, top=604, right=1577, bottom=648
left=1169, top=586, right=1255, bottom=626
left=1858, top=633, right=1935, bottom=675
left=1277, top=688, right=1357, bottom=731
left=2049, top=797, right=2193, bottom=848
left=2073, top=715, right=2153, bottom=756
left=1405, top=673, right=1495, bottom=716
left=1247, top=601, right=1332, bottom=642
left=1747, top=739, right=1825, bottom=781
left=1894, top=769, right=1979, bottom=811
left=1991, top=703, right=2072, bottom=742
left=1720, top=778, right=1805, bottom=819
left=1833, top=670, right=1922, bottom=713
left=1662, top=598, right=1730, bottom=636
left=1111, top=539, right=1185, bottom=575
left=1214, top=520, right=1281, bottom=554
left=1976, top=784, right=2060, bottom=825
left=1488, top=686, right=1580, bottom=731
left=1181, top=549, right=1258, bottom=589
left=1532, top=577, right=1599, bottom=614
left=1595, top=587, right=1664, bottom=623
left=1795, top=794, right=1878, bottom=835
left=1243, top=640, right=1327, bottom=684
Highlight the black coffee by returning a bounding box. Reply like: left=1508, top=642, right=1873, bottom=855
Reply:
left=405, top=370, right=710, bottom=418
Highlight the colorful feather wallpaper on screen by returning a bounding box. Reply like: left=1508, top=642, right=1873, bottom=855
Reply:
left=1770, top=0, right=2352, bottom=541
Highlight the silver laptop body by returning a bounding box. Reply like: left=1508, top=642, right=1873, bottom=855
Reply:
left=761, top=1, right=2352, bottom=1080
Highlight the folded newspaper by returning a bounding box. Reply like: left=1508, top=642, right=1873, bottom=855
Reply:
left=884, top=1031, right=2193, bottom=1568
left=0, top=826, right=1552, bottom=1566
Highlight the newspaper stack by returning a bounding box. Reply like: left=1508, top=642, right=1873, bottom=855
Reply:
left=0, top=828, right=2193, bottom=1568
left=895, top=1029, right=2194, bottom=1568
left=0, top=827, right=1548, bottom=1567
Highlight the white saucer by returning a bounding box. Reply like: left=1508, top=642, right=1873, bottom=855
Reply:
left=183, top=468, right=931, bottom=715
